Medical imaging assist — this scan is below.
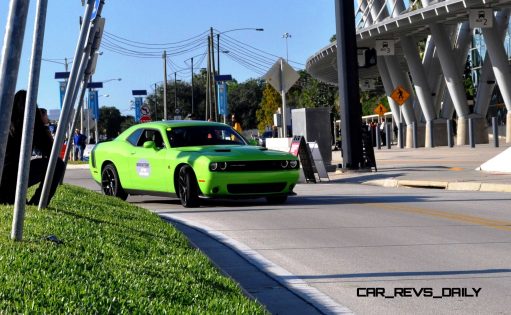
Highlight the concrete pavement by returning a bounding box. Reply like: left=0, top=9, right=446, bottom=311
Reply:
left=328, top=143, right=511, bottom=193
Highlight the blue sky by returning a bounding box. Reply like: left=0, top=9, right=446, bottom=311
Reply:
left=1, top=0, right=337, bottom=115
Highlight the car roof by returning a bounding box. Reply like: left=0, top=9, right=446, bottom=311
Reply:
left=139, top=120, right=228, bottom=128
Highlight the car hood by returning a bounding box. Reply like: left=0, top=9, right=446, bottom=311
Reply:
left=174, top=145, right=295, bottom=159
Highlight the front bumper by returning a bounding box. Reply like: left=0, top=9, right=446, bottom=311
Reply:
left=196, top=170, right=299, bottom=198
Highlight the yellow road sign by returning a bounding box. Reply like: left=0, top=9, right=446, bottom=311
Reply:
left=374, top=103, right=387, bottom=116
left=391, top=85, right=410, bottom=105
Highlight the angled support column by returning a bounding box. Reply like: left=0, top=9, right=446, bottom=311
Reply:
left=474, top=10, right=510, bottom=117
left=429, top=23, right=470, bottom=145
left=423, top=36, right=444, bottom=116
left=439, top=22, right=472, bottom=120
left=400, top=35, right=436, bottom=147
left=357, top=0, right=373, bottom=27
left=385, top=56, right=417, bottom=148
left=377, top=56, right=401, bottom=125
left=482, top=12, right=511, bottom=143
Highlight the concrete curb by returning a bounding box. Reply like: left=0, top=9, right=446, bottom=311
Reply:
left=66, top=164, right=89, bottom=169
left=364, top=179, right=511, bottom=193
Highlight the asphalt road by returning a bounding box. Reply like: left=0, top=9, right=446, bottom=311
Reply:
left=65, top=169, right=511, bottom=314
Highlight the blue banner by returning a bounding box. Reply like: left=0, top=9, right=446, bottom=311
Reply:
left=217, top=82, right=228, bottom=116
left=89, top=90, right=99, bottom=120
left=59, top=81, right=67, bottom=108
left=134, top=97, right=143, bottom=122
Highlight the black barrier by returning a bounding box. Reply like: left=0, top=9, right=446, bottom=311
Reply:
left=360, top=128, right=377, bottom=171
left=290, top=135, right=316, bottom=183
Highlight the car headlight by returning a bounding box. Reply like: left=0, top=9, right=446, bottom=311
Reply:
left=280, top=160, right=289, bottom=169
left=289, top=160, right=298, bottom=169
left=209, top=162, right=228, bottom=171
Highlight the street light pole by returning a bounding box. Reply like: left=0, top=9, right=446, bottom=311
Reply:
left=163, top=50, right=168, bottom=120
left=216, top=28, right=264, bottom=74
left=282, top=32, right=291, bottom=62
left=215, top=27, right=264, bottom=122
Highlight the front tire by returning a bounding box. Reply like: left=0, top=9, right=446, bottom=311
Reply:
left=101, top=164, right=128, bottom=201
left=177, top=166, right=200, bottom=208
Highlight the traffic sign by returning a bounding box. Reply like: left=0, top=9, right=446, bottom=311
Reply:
left=374, top=103, right=387, bottom=116
left=132, top=90, right=147, bottom=96
left=263, top=58, right=300, bottom=93
left=140, top=115, right=151, bottom=123
left=375, top=40, right=395, bottom=56
left=140, top=105, right=150, bottom=116
left=391, top=85, right=410, bottom=105
left=87, top=82, right=103, bottom=89
left=214, top=74, right=232, bottom=82
left=54, top=72, right=70, bottom=79
left=469, top=9, right=493, bottom=28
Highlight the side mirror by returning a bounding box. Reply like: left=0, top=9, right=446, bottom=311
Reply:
left=143, top=140, right=156, bottom=149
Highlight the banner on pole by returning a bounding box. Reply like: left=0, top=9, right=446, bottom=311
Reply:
left=89, top=90, right=99, bottom=120
left=217, top=82, right=228, bottom=116
left=134, top=97, right=143, bottom=122
left=59, top=81, right=67, bottom=108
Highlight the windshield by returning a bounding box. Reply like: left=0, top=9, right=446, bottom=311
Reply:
left=166, top=125, right=247, bottom=147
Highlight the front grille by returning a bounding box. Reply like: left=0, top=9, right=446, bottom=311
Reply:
left=226, top=160, right=290, bottom=171
left=227, top=182, right=287, bottom=194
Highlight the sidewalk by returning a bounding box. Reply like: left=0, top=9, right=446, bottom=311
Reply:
left=329, top=143, right=511, bottom=193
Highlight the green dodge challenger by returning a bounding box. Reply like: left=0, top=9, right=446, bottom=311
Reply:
left=89, top=121, right=300, bottom=207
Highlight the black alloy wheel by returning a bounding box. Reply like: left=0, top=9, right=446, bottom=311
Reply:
left=101, top=164, right=128, bottom=201
left=177, top=165, right=200, bottom=208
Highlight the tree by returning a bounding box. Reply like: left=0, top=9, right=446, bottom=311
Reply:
left=98, top=106, right=123, bottom=139
left=228, top=79, right=264, bottom=129
left=360, top=91, right=389, bottom=116
left=145, top=69, right=208, bottom=121
left=256, top=83, right=281, bottom=132
left=120, top=115, right=136, bottom=132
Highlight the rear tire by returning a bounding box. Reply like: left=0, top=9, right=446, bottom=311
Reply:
left=266, top=195, right=288, bottom=204
left=101, top=164, right=128, bottom=200
left=177, top=166, right=200, bottom=208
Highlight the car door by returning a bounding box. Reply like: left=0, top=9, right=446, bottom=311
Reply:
left=127, top=128, right=171, bottom=193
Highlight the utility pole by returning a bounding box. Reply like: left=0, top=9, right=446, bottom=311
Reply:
left=191, top=57, right=194, bottom=114
left=154, top=83, right=158, bottom=121
left=217, top=33, right=220, bottom=74
left=210, top=27, right=217, bottom=121
left=206, top=36, right=211, bottom=120
left=162, top=50, right=167, bottom=120
left=335, top=0, right=363, bottom=169
left=174, top=72, right=177, bottom=116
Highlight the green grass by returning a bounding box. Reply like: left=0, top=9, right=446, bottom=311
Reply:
left=0, top=185, right=267, bottom=314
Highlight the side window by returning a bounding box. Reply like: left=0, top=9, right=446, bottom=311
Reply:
left=127, top=129, right=143, bottom=146
left=136, top=129, right=165, bottom=149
